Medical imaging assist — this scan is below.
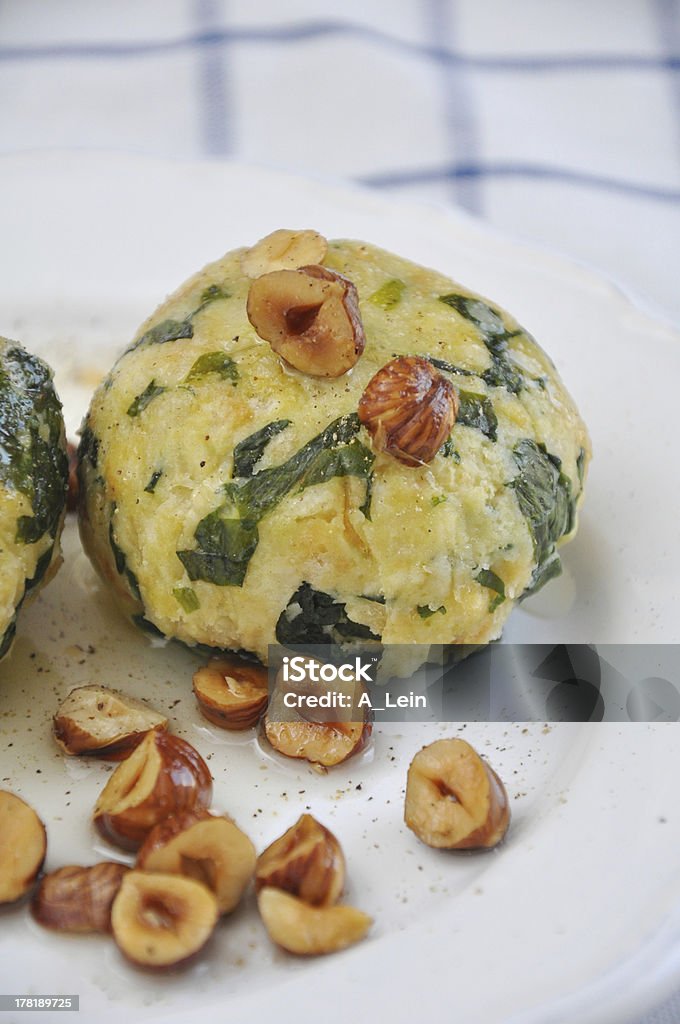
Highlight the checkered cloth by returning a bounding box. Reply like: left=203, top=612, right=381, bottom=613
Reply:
left=1, top=1, right=679, bottom=1020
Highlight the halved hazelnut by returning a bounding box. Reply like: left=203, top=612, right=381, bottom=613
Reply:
left=93, top=731, right=212, bottom=851
left=404, top=738, right=510, bottom=849
left=264, top=718, right=370, bottom=768
left=358, top=355, right=458, bottom=466
left=54, top=684, right=169, bottom=759
left=111, top=870, right=218, bottom=969
left=31, top=862, right=129, bottom=933
left=0, top=791, right=47, bottom=904
left=192, top=657, right=268, bottom=730
left=257, top=887, right=371, bottom=956
left=263, top=662, right=372, bottom=768
left=241, top=229, right=328, bottom=278
left=247, top=265, right=365, bottom=377
left=255, top=814, right=345, bottom=906
left=136, top=809, right=256, bottom=914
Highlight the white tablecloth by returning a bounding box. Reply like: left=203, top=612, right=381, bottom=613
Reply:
left=1, top=2, right=679, bottom=1021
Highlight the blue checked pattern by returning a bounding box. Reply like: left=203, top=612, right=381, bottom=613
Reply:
left=1, top=1, right=679, bottom=1019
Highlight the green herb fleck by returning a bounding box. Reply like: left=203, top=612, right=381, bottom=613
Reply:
left=144, top=469, right=163, bottom=494
left=510, top=439, right=575, bottom=596
left=127, top=380, right=165, bottom=417
left=576, top=447, right=586, bottom=489
left=185, top=351, right=239, bottom=386
left=368, top=279, right=405, bottom=310
left=276, top=582, right=379, bottom=645
left=476, top=568, right=506, bottom=611
left=194, top=284, right=230, bottom=315
left=177, top=414, right=373, bottom=587
left=173, top=586, right=200, bottom=613
left=431, top=494, right=447, bottom=507
left=456, top=391, right=498, bottom=441
left=417, top=604, right=446, bottom=619
left=232, top=420, right=291, bottom=479
left=439, top=437, right=461, bottom=462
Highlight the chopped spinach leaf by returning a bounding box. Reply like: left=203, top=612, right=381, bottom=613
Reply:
left=510, top=439, right=575, bottom=596
left=475, top=568, right=506, bottom=611
left=439, top=294, right=508, bottom=339
left=359, top=470, right=373, bottom=520
left=78, top=424, right=99, bottom=469
left=300, top=437, right=374, bottom=493
left=186, top=351, right=238, bottom=385
left=24, top=547, right=54, bottom=595
left=131, top=319, right=194, bottom=351
left=173, top=586, right=200, bottom=613
left=127, top=380, right=166, bottom=417
left=368, top=279, right=405, bottom=309
left=108, top=508, right=141, bottom=599
left=417, top=604, right=446, bottom=619
left=520, top=552, right=563, bottom=599
left=132, top=613, right=165, bottom=638
left=144, top=469, right=163, bottom=494
left=0, top=616, right=17, bottom=659
left=232, top=419, right=291, bottom=479
left=177, top=511, right=259, bottom=586
left=456, top=391, right=498, bottom=441
left=439, top=437, right=461, bottom=462
left=481, top=359, right=523, bottom=394
left=126, top=286, right=229, bottom=354
left=276, top=582, right=380, bottom=645
left=438, top=293, right=524, bottom=394
left=425, top=356, right=475, bottom=377
left=0, top=342, right=68, bottom=544
left=177, top=414, right=373, bottom=586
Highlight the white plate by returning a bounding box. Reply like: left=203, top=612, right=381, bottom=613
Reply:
left=1, top=152, right=679, bottom=1024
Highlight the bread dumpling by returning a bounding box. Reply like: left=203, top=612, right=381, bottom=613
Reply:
left=0, top=338, right=68, bottom=659
left=78, top=232, right=590, bottom=663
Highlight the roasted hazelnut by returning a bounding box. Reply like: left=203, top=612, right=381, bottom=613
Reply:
left=257, top=887, right=371, bottom=956
left=192, top=657, right=268, bottom=730
left=241, top=228, right=328, bottom=278
left=404, top=737, right=510, bottom=849
left=0, top=791, right=47, bottom=904
left=263, top=661, right=372, bottom=768
left=247, top=265, right=366, bottom=377
left=137, top=809, right=256, bottom=915
left=358, top=355, right=458, bottom=466
left=93, top=731, right=212, bottom=851
left=31, top=862, right=129, bottom=933
left=110, top=870, right=218, bottom=969
left=54, top=684, right=168, bottom=759
left=255, top=814, right=345, bottom=906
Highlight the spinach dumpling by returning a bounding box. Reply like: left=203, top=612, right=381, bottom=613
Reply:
left=79, top=232, right=590, bottom=662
